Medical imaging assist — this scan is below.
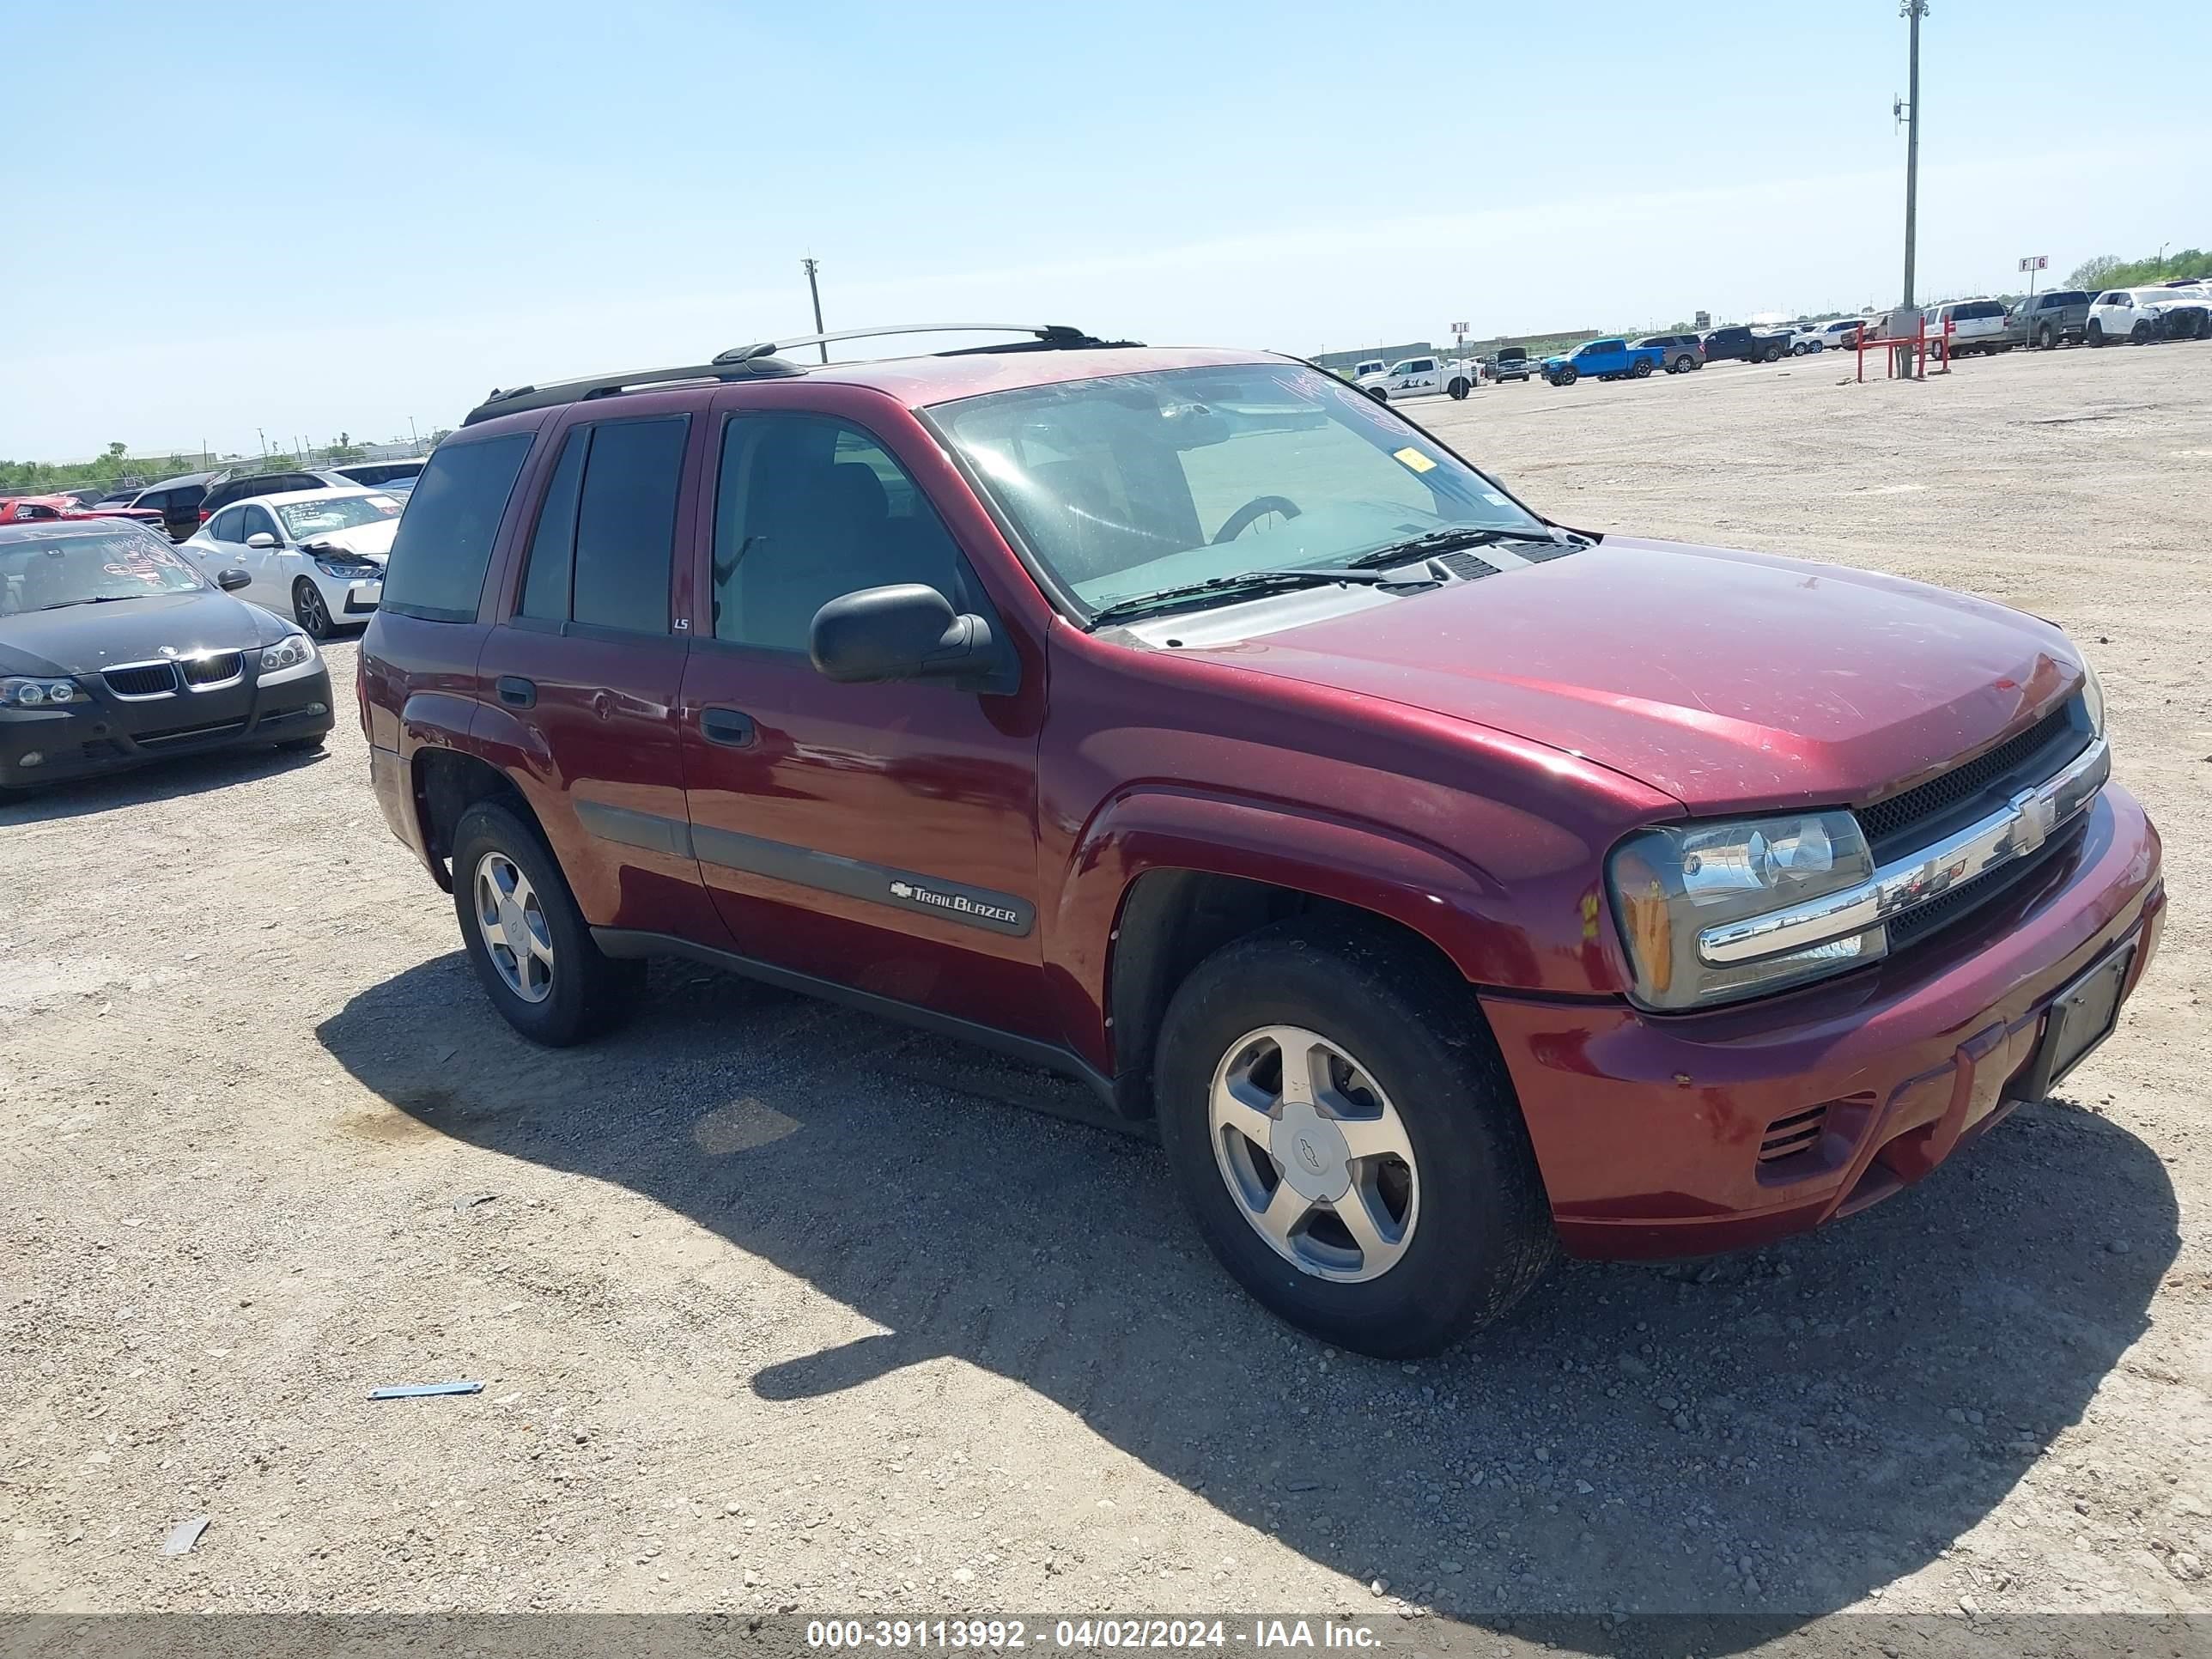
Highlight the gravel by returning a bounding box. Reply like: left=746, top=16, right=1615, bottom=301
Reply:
left=3, top=344, right=2207, bottom=1638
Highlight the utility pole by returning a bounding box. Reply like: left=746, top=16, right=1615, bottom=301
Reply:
left=408, top=416, right=419, bottom=449
left=802, top=258, right=828, bottom=362
left=1899, top=1, right=1928, bottom=311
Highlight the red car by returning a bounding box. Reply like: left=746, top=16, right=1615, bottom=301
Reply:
left=0, top=493, right=167, bottom=531
left=359, top=325, right=2163, bottom=1356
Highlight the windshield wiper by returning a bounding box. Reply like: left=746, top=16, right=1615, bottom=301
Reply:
left=1086, top=567, right=1434, bottom=629
left=1345, top=526, right=1587, bottom=568
left=38, top=594, right=142, bottom=611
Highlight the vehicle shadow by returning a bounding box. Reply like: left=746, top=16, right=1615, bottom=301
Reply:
left=0, top=741, right=331, bottom=824
left=316, top=955, right=2178, bottom=1647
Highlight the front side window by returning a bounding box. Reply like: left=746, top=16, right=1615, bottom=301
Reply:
left=933, top=362, right=1546, bottom=612
left=0, top=529, right=204, bottom=613
left=240, top=505, right=279, bottom=544
left=711, top=413, right=973, bottom=652
left=380, top=433, right=534, bottom=623
left=511, top=416, right=686, bottom=634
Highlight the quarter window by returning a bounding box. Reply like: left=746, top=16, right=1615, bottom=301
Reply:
left=206, top=507, right=245, bottom=543
left=380, top=433, right=534, bottom=623
left=710, top=414, right=972, bottom=652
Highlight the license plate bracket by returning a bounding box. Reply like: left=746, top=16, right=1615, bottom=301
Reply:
left=2021, top=943, right=2135, bottom=1102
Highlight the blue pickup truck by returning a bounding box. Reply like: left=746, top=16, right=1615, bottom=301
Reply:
left=1541, top=337, right=1664, bottom=386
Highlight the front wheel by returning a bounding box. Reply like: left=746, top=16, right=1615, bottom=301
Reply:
left=2038, top=324, right=2057, bottom=349
left=1553, top=367, right=1577, bottom=386
left=1156, top=919, right=1554, bottom=1358
left=2087, top=321, right=2105, bottom=346
left=1365, top=385, right=1389, bottom=402
left=451, top=801, right=643, bottom=1047
left=292, top=579, right=334, bottom=639
left=2130, top=320, right=2153, bottom=344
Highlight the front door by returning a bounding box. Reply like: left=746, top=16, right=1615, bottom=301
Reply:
left=474, top=405, right=726, bottom=947
left=675, top=398, right=1051, bottom=1040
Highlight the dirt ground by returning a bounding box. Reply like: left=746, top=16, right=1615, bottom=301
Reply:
left=3, top=343, right=2208, bottom=1649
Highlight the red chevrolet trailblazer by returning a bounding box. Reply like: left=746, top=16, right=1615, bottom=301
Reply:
left=359, top=325, right=2163, bottom=1355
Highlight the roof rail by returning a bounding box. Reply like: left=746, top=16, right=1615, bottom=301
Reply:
left=462, top=356, right=805, bottom=427
left=711, top=322, right=1132, bottom=364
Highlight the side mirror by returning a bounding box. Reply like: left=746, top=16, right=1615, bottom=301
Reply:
left=811, top=584, right=999, bottom=688
left=244, top=532, right=279, bottom=550
left=216, top=569, right=252, bottom=592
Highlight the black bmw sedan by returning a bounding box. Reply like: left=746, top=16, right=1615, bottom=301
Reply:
left=0, top=519, right=335, bottom=792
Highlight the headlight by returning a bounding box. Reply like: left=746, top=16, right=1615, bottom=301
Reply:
left=260, top=633, right=317, bottom=673
left=1607, top=811, right=1881, bottom=1012
left=2078, top=659, right=2105, bottom=737
left=0, top=675, right=88, bottom=708
left=313, top=556, right=380, bottom=579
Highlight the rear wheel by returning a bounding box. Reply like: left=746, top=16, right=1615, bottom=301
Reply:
left=1155, top=918, right=1554, bottom=1357
left=2038, top=324, right=2057, bottom=349
left=451, top=801, right=642, bottom=1047
left=1632, top=358, right=1653, bottom=378
left=1447, top=376, right=1471, bottom=399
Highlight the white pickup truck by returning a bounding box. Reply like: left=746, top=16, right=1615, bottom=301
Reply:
left=1356, top=354, right=1479, bottom=401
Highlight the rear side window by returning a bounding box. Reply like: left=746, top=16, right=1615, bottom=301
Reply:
left=380, top=434, right=534, bottom=623
left=513, top=416, right=685, bottom=635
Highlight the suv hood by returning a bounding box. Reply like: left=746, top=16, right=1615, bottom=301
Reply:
left=1188, top=538, right=2082, bottom=813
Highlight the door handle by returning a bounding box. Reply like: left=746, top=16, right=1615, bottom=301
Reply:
left=701, top=707, right=756, bottom=747
left=495, top=676, right=537, bottom=709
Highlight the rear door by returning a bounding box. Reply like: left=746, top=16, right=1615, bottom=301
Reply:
left=674, top=391, right=1052, bottom=1039
left=474, top=401, right=727, bottom=947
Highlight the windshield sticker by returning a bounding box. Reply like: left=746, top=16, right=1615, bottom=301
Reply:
left=1483, top=491, right=1510, bottom=506
left=1393, top=447, right=1438, bottom=474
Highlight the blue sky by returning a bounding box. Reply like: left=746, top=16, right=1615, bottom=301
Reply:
left=3, top=0, right=2203, bottom=459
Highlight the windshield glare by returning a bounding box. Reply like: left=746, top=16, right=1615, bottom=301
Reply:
left=276, top=494, right=401, bottom=539
left=0, top=530, right=204, bottom=612
left=933, top=363, right=1545, bottom=611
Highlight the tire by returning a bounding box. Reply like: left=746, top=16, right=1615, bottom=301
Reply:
left=1447, top=377, right=1470, bottom=400
left=292, top=579, right=334, bottom=639
left=2038, top=324, right=2057, bottom=349
left=1365, top=386, right=1389, bottom=403
left=1761, top=343, right=1783, bottom=363
left=1632, top=358, right=1652, bottom=378
left=1153, top=916, right=1554, bottom=1358
left=2087, top=321, right=2105, bottom=347
left=1553, top=367, right=1577, bottom=386
left=276, top=733, right=325, bottom=754
left=2130, top=320, right=2152, bottom=344
left=450, top=801, right=642, bottom=1047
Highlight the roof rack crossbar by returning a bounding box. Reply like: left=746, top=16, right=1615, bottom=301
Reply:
left=711, top=323, right=1101, bottom=364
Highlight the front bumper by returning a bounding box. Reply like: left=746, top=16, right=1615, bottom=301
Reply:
left=0, top=660, right=335, bottom=788
left=1482, top=785, right=2163, bottom=1260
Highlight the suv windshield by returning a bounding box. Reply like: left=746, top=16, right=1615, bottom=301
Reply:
left=0, top=529, right=204, bottom=612
left=277, top=495, right=402, bottom=538
left=933, top=362, right=1546, bottom=613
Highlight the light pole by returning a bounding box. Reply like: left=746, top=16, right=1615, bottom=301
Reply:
left=1899, top=1, right=1929, bottom=312
left=802, top=257, right=828, bottom=363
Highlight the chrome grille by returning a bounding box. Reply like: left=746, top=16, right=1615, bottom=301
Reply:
left=1857, top=699, right=2085, bottom=858
left=180, top=652, right=244, bottom=689
left=102, top=663, right=179, bottom=698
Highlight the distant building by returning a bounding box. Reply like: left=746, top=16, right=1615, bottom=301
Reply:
left=1308, top=342, right=1434, bottom=371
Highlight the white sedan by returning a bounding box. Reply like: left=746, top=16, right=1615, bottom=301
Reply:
left=179, top=487, right=403, bottom=636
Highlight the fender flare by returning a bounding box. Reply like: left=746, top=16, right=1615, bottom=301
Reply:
left=1045, top=787, right=1528, bottom=1083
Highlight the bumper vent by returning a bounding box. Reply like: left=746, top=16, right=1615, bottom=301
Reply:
left=1758, top=1103, right=1829, bottom=1164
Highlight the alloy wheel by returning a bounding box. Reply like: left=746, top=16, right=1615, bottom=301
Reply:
left=294, top=580, right=332, bottom=638
left=473, top=850, right=555, bottom=1004
left=1208, top=1024, right=1420, bottom=1283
